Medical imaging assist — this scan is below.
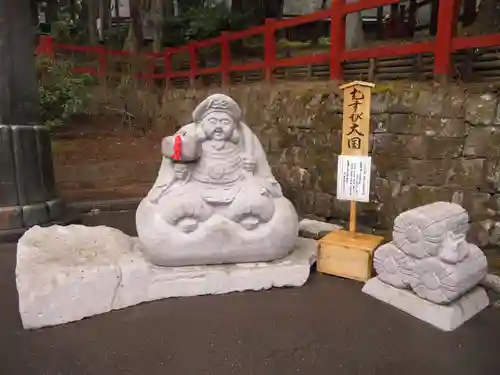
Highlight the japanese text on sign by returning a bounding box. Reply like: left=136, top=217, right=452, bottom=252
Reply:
left=347, top=87, right=365, bottom=150
left=336, top=155, right=372, bottom=203
left=340, top=81, right=373, bottom=156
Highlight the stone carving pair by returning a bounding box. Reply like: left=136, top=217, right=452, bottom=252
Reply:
left=373, top=202, right=488, bottom=305
left=136, top=94, right=299, bottom=267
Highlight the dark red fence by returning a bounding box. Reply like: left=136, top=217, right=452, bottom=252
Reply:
left=36, top=0, right=500, bottom=85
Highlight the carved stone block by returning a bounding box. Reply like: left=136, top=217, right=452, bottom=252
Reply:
left=364, top=202, right=489, bottom=331
left=17, top=225, right=317, bottom=329
left=393, top=201, right=469, bottom=260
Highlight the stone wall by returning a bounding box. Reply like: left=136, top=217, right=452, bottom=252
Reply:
left=79, top=81, right=500, bottom=254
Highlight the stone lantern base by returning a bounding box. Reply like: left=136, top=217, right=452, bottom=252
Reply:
left=0, top=124, right=66, bottom=241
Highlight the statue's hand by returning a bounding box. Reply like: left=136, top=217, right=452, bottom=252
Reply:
left=161, top=133, right=201, bottom=162
left=161, top=136, right=174, bottom=159
left=242, top=156, right=256, bottom=173
left=265, top=179, right=283, bottom=198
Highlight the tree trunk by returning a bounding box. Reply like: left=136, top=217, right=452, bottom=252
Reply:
left=85, top=0, right=99, bottom=45
left=2, top=1, right=39, bottom=123
left=0, top=2, right=11, bottom=122
left=150, top=0, right=164, bottom=52
left=69, top=0, right=77, bottom=23
left=114, top=0, right=120, bottom=17
left=99, top=0, right=112, bottom=41
left=165, top=0, right=174, bottom=17
left=233, top=0, right=266, bottom=25
left=178, top=0, right=203, bottom=15
left=30, top=0, right=39, bottom=28
left=265, top=0, right=284, bottom=19
left=129, top=0, right=144, bottom=52
left=0, top=0, right=62, bottom=231
left=345, top=0, right=365, bottom=49
left=462, top=0, right=477, bottom=27
left=430, top=0, right=439, bottom=36
left=45, top=0, right=58, bottom=24
left=471, top=0, right=500, bottom=34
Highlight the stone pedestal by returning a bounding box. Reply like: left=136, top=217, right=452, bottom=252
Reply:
left=0, top=125, right=63, bottom=233
left=16, top=225, right=317, bottom=329
left=363, top=277, right=489, bottom=331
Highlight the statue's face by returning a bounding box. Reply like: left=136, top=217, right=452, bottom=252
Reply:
left=201, top=112, right=235, bottom=141
left=442, top=230, right=466, bottom=253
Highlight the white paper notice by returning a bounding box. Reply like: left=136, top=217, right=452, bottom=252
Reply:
left=336, top=155, right=372, bottom=202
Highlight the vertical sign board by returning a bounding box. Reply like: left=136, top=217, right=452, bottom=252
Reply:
left=337, top=81, right=375, bottom=232
left=317, top=80, right=384, bottom=282
left=340, top=81, right=374, bottom=156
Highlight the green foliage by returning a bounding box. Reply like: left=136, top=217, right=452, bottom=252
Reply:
left=42, top=2, right=86, bottom=44
left=50, top=19, right=77, bottom=43
left=162, top=1, right=253, bottom=46
left=38, top=0, right=256, bottom=49
left=37, top=56, right=96, bottom=128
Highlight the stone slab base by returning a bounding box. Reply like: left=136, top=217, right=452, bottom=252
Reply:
left=362, top=278, right=489, bottom=332
left=16, top=225, right=317, bottom=330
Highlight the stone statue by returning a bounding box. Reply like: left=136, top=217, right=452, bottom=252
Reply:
left=372, top=202, right=488, bottom=305
left=136, top=94, right=299, bottom=267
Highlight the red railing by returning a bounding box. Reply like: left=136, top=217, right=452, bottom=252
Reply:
left=36, top=0, right=500, bottom=84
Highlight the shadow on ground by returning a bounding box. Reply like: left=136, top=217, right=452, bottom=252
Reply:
left=1, top=211, right=500, bottom=375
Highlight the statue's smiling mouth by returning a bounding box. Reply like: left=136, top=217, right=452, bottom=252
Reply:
left=212, top=128, right=226, bottom=140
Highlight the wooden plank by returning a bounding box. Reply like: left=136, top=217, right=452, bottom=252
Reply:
left=377, top=66, right=415, bottom=73
left=340, top=82, right=373, bottom=156
left=339, top=80, right=375, bottom=89
left=320, top=230, right=383, bottom=253
left=368, top=58, right=376, bottom=81
left=343, top=41, right=434, bottom=61
left=275, top=53, right=329, bottom=68
left=473, top=60, right=500, bottom=69
left=452, top=34, right=500, bottom=51
left=318, top=243, right=372, bottom=281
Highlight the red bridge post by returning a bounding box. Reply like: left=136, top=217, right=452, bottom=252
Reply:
left=98, top=45, right=107, bottom=78
left=433, top=0, right=461, bottom=80
left=264, top=18, right=276, bottom=82
left=35, top=35, right=55, bottom=59
left=164, top=49, right=172, bottom=89
left=330, top=0, right=346, bottom=81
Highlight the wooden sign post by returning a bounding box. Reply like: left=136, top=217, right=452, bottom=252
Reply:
left=339, top=80, right=374, bottom=234
left=317, top=81, right=384, bottom=282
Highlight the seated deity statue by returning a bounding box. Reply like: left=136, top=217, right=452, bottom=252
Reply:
left=136, top=94, right=299, bottom=267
